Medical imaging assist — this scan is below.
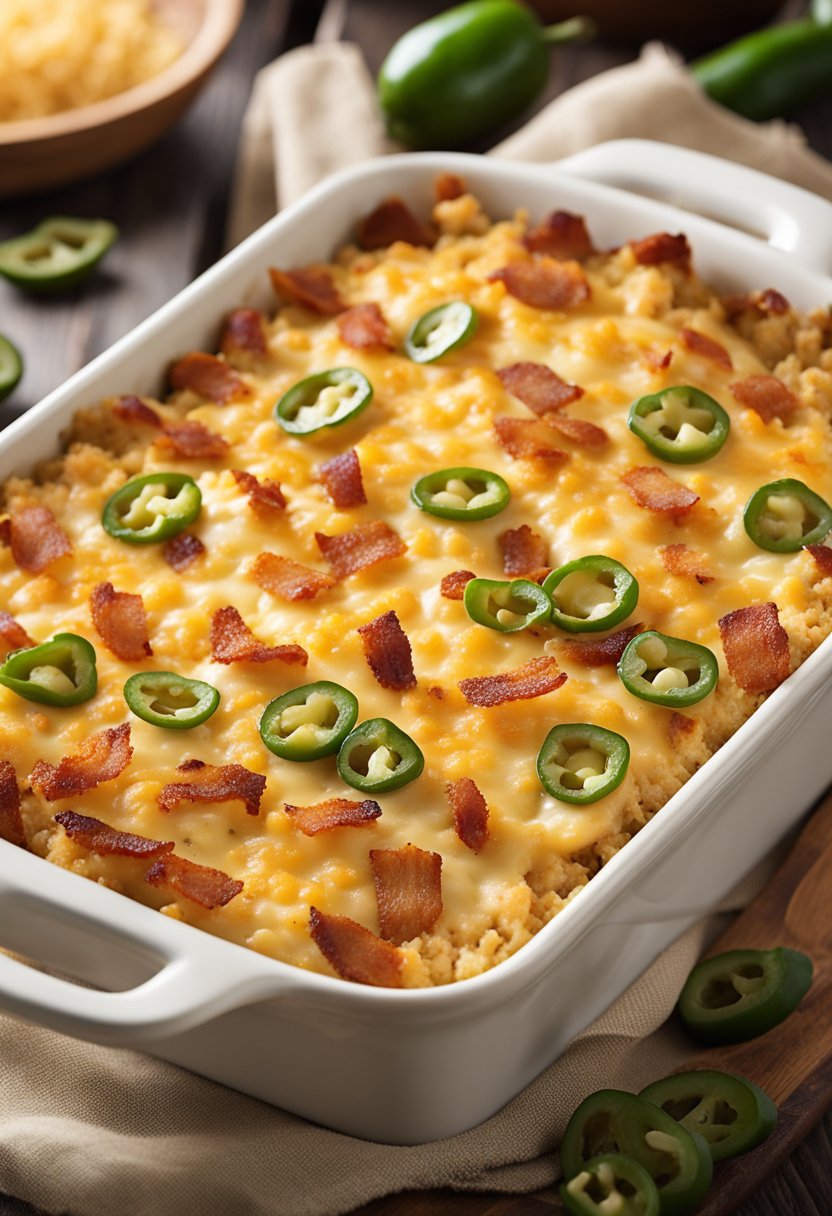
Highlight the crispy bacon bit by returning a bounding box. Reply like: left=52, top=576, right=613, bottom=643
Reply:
left=524, top=210, right=594, bottom=260
left=357, top=610, right=416, bottom=691
left=630, top=232, right=691, bottom=270
left=496, top=361, right=584, bottom=415
left=169, top=352, right=252, bottom=404
left=622, top=466, right=699, bottom=517
left=370, top=844, right=443, bottom=944
left=447, top=777, right=489, bottom=853
left=55, top=810, right=173, bottom=858
left=219, top=307, right=268, bottom=356
left=210, top=605, right=307, bottom=667
left=317, top=449, right=367, bottom=509
left=0, top=611, right=34, bottom=654
left=435, top=172, right=467, bottom=202
left=309, top=907, right=404, bottom=987
left=669, top=712, right=697, bottom=743
left=112, top=394, right=163, bottom=428
left=722, top=288, right=790, bottom=319
left=440, top=569, right=476, bottom=600
left=643, top=348, right=674, bottom=373
left=31, top=724, right=133, bottom=801
left=500, top=525, right=548, bottom=580
left=163, top=532, right=205, bottom=572
left=158, top=760, right=266, bottom=816
left=90, top=582, right=152, bottom=662
left=427, top=685, right=444, bottom=699
left=155, top=420, right=229, bottom=460
left=759, top=287, right=790, bottom=314
left=315, top=520, right=406, bottom=579
left=560, top=623, right=644, bottom=667
left=545, top=412, right=609, bottom=449
left=493, top=417, right=569, bottom=465
left=680, top=328, right=733, bottom=371
left=146, top=854, right=243, bottom=909
left=0, top=760, right=24, bottom=848
left=489, top=258, right=590, bottom=310
left=459, top=656, right=567, bottom=707
left=284, top=798, right=381, bottom=836
left=805, top=544, right=832, bottom=578
left=4, top=505, right=72, bottom=574
left=719, top=602, right=790, bottom=695
left=659, top=544, right=714, bottom=585
left=729, top=374, right=799, bottom=424
left=268, top=266, right=346, bottom=315
left=356, top=196, right=435, bottom=250
left=251, top=552, right=335, bottom=601
left=337, top=303, right=393, bottom=351
left=231, top=468, right=287, bottom=517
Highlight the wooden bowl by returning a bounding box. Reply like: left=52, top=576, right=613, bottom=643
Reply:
left=0, top=0, right=244, bottom=199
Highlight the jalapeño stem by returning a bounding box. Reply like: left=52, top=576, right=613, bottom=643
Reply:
left=0, top=633, right=97, bottom=707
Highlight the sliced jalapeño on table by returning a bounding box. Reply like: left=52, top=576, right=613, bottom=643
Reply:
left=274, top=367, right=373, bottom=435
left=677, top=946, right=813, bottom=1045
left=124, top=671, right=220, bottom=730
left=0, top=633, right=97, bottom=707
left=743, top=477, right=832, bottom=552
left=628, top=386, right=730, bottom=464
left=411, top=465, right=510, bottom=521
left=560, top=1153, right=660, bottom=1216
left=0, top=217, right=118, bottom=293
left=537, top=723, right=630, bottom=805
left=0, top=335, right=23, bottom=401
left=464, top=576, right=551, bottom=633
left=102, top=472, right=201, bottom=545
left=337, top=717, right=424, bottom=793
left=640, top=1069, right=777, bottom=1162
left=542, top=555, right=638, bottom=633
left=618, top=630, right=718, bottom=707
left=404, top=301, right=478, bottom=363
left=259, top=681, right=359, bottom=761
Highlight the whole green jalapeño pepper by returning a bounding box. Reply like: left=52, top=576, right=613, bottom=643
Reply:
left=259, top=681, right=359, bottom=762
left=464, top=576, right=551, bottom=633
left=411, top=466, right=510, bottom=521
left=124, top=671, right=220, bottom=730
left=640, top=1070, right=777, bottom=1163
left=0, top=217, right=118, bottom=293
left=542, top=555, right=638, bottom=633
left=404, top=302, right=478, bottom=363
left=537, top=723, right=630, bottom=805
left=337, top=718, right=424, bottom=793
left=275, top=368, right=373, bottom=435
left=0, top=633, right=97, bottom=707
left=102, top=472, right=202, bottom=545
left=677, top=946, right=813, bottom=1045
left=618, top=630, right=719, bottom=708
left=743, top=478, right=832, bottom=552
left=561, top=1153, right=660, bottom=1216
left=560, top=1089, right=712, bottom=1216
left=628, top=386, right=730, bottom=464
left=0, top=335, right=23, bottom=402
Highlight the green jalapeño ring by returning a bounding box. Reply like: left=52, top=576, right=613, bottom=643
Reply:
left=628, top=385, right=730, bottom=464
left=274, top=367, right=373, bottom=435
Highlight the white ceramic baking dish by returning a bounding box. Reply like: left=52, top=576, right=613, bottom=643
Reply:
left=1, top=141, right=832, bottom=1145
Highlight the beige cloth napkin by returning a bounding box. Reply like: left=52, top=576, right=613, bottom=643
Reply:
left=0, top=37, right=825, bottom=1216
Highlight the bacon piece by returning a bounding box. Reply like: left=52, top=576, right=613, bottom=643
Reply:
left=560, top=623, right=644, bottom=667
left=622, top=466, right=699, bottom=517
left=146, top=854, right=243, bottom=909
left=370, top=844, right=443, bottom=944
left=719, top=602, right=790, bottom=695
left=315, top=520, right=406, bottom=579
left=489, top=258, right=590, bottom=310
left=357, top=610, right=416, bottom=691
left=545, top=412, right=609, bottom=450
left=0, top=612, right=34, bottom=654
left=309, top=907, right=404, bottom=987
left=805, top=543, right=832, bottom=578
left=4, top=505, right=72, bottom=574
left=669, top=712, right=697, bottom=744
left=251, top=552, right=335, bottom=601
left=284, top=798, right=381, bottom=836
left=163, top=532, right=205, bottom=573
left=524, top=210, right=594, bottom=260
left=210, top=605, right=307, bottom=667
left=169, top=352, right=252, bottom=404
left=0, top=761, right=24, bottom=848
left=643, top=348, right=674, bottom=373
left=459, top=656, right=567, bottom=707
left=112, top=394, right=163, bottom=428
left=337, top=303, right=393, bottom=351
left=219, top=307, right=268, bottom=356
left=231, top=468, right=287, bottom=517
left=435, top=172, right=467, bottom=202
left=446, top=778, right=489, bottom=853
left=496, top=361, right=584, bottom=415
left=680, top=328, right=733, bottom=371
left=55, top=811, right=173, bottom=858
left=440, top=569, right=476, bottom=600
left=90, top=582, right=152, bottom=662
left=31, top=724, right=133, bottom=801
left=268, top=266, right=346, bottom=315
left=158, top=760, right=266, bottom=816
left=356, top=196, right=435, bottom=250
left=659, top=543, right=714, bottom=585
left=629, top=232, right=691, bottom=270
left=729, top=374, right=799, bottom=424
left=493, top=417, right=569, bottom=465
left=500, top=525, right=548, bottom=580
left=317, top=449, right=367, bottom=509
left=155, top=420, right=229, bottom=461
left=722, top=288, right=790, bottom=319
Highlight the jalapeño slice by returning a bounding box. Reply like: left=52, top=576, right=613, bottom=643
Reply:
left=463, top=577, right=551, bottom=633
left=404, top=301, right=478, bottom=363
left=259, top=681, right=359, bottom=761
left=640, top=1070, right=777, bottom=1162
left=0, top=335, right=23, bottom=401
left=124, top=671, right=220, bottom=730
left=743, top=478, right=832, bottom=552
left=337, top=718, right=424, bottom=793
left=618, top=630, right=718, bottom=708
left=274, top=368, right=373, bottom=435
left=102, top=472, right=201, bottom=545
left=628, top=386, right=730, bottom=464
left=411, top=466, right=510, bottom=521
left=561, top=1153, right=660, bottom=1216
left=537, top=723, right=630, bottom=805
left=542, top=555, right=638, bottom=633
left=677, top=946, right=813, bottom=1045
left=0, top=217, right=118, bottom=293
left=0, top=633, right=97, bottom=707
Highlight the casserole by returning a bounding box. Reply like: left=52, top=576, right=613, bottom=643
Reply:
left=1, top=141, right=831, bottom=1143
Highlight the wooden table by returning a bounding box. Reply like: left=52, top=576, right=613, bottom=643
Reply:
left=1, top=2, right=830, bottom=1213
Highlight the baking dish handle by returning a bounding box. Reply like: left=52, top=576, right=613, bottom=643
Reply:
left=556, top=139, right=832, bottom=274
